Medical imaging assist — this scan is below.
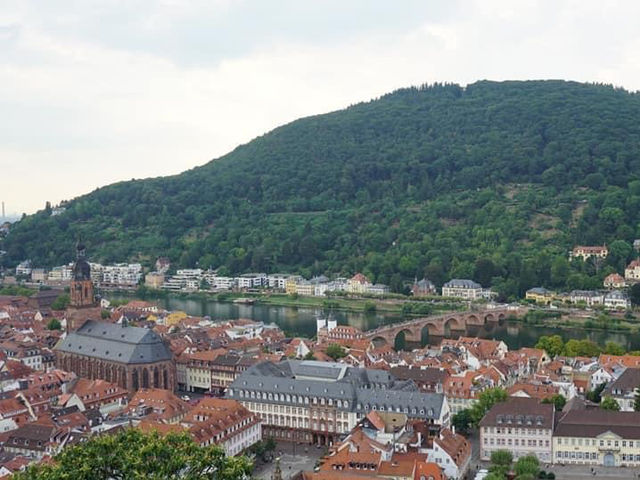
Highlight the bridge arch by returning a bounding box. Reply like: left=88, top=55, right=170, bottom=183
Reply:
left=394, top=329, right=413, bottom=351
left=444, top=317, right=464, bottom=336
left=371, top=336, right=388, bottom=347
left=485, top=313, right=496, bottom=322
left=420, top=324, right=433, bottom=347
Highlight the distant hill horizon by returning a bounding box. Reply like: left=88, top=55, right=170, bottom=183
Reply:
left=2, top=79, right=640, bottom=300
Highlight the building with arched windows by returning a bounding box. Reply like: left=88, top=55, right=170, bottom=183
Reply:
left=54, top=320, right=175, bottom=393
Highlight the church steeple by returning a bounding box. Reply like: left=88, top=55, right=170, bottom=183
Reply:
left=69, top=242, right=95, bottom=313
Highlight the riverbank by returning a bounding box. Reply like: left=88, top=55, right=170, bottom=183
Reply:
left=104, top=288, right=465, bottom=317
left=103, top=288, right=640, bottom=337
left=511, top=308, right=640, bottom=335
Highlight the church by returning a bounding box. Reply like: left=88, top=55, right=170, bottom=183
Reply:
left=54, top=244, right=175, bottom=392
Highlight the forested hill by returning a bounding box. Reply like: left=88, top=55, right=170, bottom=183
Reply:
left=4, top=80, right=640, bottom=299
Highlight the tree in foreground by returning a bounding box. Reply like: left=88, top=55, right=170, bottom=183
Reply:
left=15, top=429, right=252, bottom=480
left=514, top=455, right=539, bottom=478
left=488, top=449, right=513, bottom=479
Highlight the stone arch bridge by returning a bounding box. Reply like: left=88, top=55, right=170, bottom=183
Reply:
left=365, top=307, right=527, bottom=347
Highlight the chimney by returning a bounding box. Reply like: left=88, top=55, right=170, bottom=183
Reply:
left=452, top=425, right=456, bottom=435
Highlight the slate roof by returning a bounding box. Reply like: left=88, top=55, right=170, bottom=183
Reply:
left=443, top=279, right=482, bottom=289
left=54, top=320, right=172, bottom=364
left=555, top=410, right=640, bottom=439
left=479, top=397, right=554, bottom=429
left=604, top=367, right=640, bottom=396
left=228, top=360, right=445, bottom=420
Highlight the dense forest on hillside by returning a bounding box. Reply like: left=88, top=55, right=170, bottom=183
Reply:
left=3, top=80, right=640, bottom=299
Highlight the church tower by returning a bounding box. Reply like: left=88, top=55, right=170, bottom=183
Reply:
left=69, top=243, right=95, bottom=308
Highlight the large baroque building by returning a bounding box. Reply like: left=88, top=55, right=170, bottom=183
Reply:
left=227, top=360, right=449, bottom=446
left=55, top=320, right=175, bottom=392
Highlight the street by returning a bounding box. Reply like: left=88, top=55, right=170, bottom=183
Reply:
left=253, top=441, right=325, bottom=480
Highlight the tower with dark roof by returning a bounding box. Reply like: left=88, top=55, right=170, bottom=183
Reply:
left=68, top=242, right=96, bottom=332
left=70, top=242, right=94, bottom=309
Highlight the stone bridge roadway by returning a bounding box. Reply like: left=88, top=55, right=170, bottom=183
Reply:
left=365, top=306, right=528, bottom=346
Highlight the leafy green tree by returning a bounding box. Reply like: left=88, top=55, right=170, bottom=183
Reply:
left=490, top=449, right=513, bottom=467
left=325, top=343, right=347, bottom=360
left=484, top=473, right=505, bottom=480
left=451, top=409, right=473, bottom=434
left=604, top=341, right=625, bottom=355
left=14, top=429, right=252, bottom=480
left=542, top=394, right=566, bottom=411
left=363, top=301, right=377, bottom=313
left=303, top=351, right=316, bottom=360
left=563, top=339, right=600, bottom=357
left=51, top=294, right=70, bottom=310
left=535, top=335, right=564, bottom=357
left=489, top=449, right=513, bottom=479
left=586, top=383, right=606, bottom=403
left=46, top=318, right=61, bottom=331
left=514, top=455, right=539, bottom=477
left=634, top=387, right=640, bottom=412
left=601, top=396, right=621, bottom=411
left=470, top=388, right=508, bottom=426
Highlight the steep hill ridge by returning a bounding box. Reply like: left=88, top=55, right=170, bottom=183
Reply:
left=3, top=80, right=640, bottom=298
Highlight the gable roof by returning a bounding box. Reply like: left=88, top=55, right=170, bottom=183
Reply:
left=556, top=410, right=640, bottom=439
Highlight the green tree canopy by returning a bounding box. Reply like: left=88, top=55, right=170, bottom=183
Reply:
left=535, top=335, right=564, bottom=357
left=51, top=294, right=70, bottom=311
left=542, top=394, right=566, bottom=411
left=325, top=343, right=347, bottom=360
left=46, top=318, right=62, bottom=331
left=470, top=388, right=508, bottom=427
left=15, top=429, right=252, bottom=480
left=601, top=396, right=621, bottom=411
left=514, top=455, right=539, bottom=477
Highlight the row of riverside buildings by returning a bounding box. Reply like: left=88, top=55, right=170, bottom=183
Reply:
left=13, top=259, right=143, bottom=290
left=158, top=270, right=392, bottom=296
left=526, top=287, right=631, bottom=310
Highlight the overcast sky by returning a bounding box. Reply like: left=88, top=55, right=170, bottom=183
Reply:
left=2, top=0, right=640, bottom=215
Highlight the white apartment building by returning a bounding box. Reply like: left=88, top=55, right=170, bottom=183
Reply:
left=267, top=274, right=291, bottom=290
left=237, top=273, right=266, bottom=289
left=442, top=279, right=483, bottom=300
left=15, top=260, right=32, bottom=277
left=99, top=263, right=143, bottom=288
left=162, top=269, right=203, bottom=291
left=604, top=290, right=630, bottom=310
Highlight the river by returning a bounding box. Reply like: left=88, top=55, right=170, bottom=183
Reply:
left=107, top=295, right=640, bottom=351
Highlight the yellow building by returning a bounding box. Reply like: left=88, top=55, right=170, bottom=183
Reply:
left=285, top=276, right=303, bottom=295
left=295, top=282, right=315, bottom=296
left=165, top=311, right=187, bottom=327
left=525, top=287, right=555, bottom=305
left=145, top=272, right=165, bottom=289
left=553, top=410, right=640, bottom=467
left=346, top=273, right=371, bottom=294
